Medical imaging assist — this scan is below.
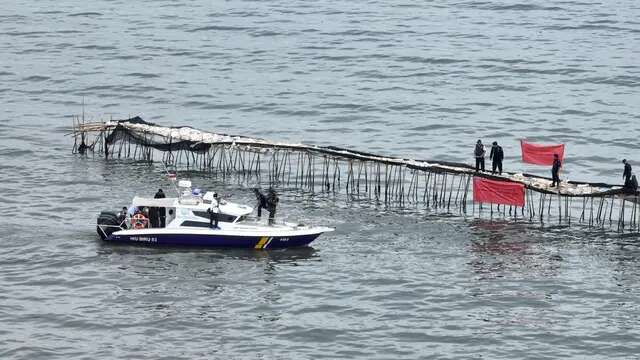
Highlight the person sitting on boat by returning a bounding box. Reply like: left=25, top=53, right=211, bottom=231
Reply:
left=266, top=188, right=279, bottom=226
left=154, top=189, right=165, bottom=199
left=207, top=193, right=220, bottom=229
left=253, top=188, right=268, bottom=218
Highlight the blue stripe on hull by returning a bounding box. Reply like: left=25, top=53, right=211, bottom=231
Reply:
left=105, top=232, right=321, bottom=248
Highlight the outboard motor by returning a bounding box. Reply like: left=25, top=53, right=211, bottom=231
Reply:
left=97, top=210, right=124, bottom=240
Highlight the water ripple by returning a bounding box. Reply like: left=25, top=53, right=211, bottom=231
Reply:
left=2, top=0, right=640, bottom=358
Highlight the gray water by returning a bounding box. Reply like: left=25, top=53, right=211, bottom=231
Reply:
left=2, top=0, right=640, bottom=358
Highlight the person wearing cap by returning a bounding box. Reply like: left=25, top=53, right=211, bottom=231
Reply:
left=622, top=159, right=632, bottom=187
left=551, top=153, right=562, bottom=187
left=474, top=139, right=486, bottom=172
left=489, top=141, right=504, bottom=175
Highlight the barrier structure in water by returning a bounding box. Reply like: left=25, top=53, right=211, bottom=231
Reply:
left=70, top=116, right=640, bottom=232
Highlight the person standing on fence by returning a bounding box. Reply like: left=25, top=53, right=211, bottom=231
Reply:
left=629, top=174, right=638, bottom=194
left=622, top=159, right=632, bottom=187
left=551, top=153, right=562, bottom=187
left=266, top=188, right=279, bottom=226
left=474, top=139, right=486, bottom=172
left=625, top=173, right=639, bottom=194
left=489, top=141, right=504, bottom=175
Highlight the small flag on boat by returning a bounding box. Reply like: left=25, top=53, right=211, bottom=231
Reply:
left=520, top=140, right=565, bottom=165
left=473, top=177, right=525, bottom=207
left=167, top=171, right=177, bottom=180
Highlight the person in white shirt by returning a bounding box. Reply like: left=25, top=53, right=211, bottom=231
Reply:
left=207, top=193, right=220, bottom=229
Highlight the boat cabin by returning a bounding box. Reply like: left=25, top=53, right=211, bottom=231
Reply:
left=129, top=191, right=253, bottom=229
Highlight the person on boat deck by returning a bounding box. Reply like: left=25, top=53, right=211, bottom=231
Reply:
left=207, top=193, right=220, bottom=229
left=154, top=188, right=166, bottom=227
left=622, top=159, right=632, bottom=187
left=118, top=206, right=128, bottom=229
left=155, top=189, right=165, bottom=198
left=149, top=206, right=159, bottom=228
left=253, top=188, right=268, bottom=218
left=474, top=139, right=486, bottom=172
left=489, top=141, right=504, bottom=175
left=266, top=188, right=279, bottom=226
left=551, top=153, right=562, bottom=187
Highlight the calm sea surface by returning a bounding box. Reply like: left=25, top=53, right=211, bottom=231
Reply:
left=2, top=1, right=640, bottom=358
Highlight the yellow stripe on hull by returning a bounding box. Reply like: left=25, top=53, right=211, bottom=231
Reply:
left=255, top=236, right=269, bottom=249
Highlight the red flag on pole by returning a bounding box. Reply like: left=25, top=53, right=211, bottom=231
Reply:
left=473, top=177, right=525, bottom=207
left=520, top=140, right=564, bottom=165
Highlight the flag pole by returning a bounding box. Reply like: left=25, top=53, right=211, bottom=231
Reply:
left=161, top=161, right=181, bottom=197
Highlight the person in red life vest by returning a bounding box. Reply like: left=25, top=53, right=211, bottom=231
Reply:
left=489, top=141, right=504, bottom=175
left=474, top=139, right=486, bottom=172
left=551, top=153, right=562, bottom=187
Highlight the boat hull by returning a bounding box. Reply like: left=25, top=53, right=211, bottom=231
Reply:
left=104, top=229, right=324, bottom=249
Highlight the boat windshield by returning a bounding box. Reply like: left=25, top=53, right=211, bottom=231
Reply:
left=191, top=210, right=238, bottom=223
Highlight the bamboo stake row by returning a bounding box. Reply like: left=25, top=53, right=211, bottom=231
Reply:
left=70, top=119, right=640, bottom=232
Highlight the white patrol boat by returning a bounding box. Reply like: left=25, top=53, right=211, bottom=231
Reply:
left=96, top=180, right=333, bottom=249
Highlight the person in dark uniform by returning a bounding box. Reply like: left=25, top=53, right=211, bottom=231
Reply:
left=253, top=188, right=268, bottom=218
left=622, top=159, right=632, bottom=187
left=474, top=139, right=485, bottom=172
left=630, top=173, right=638, bottom=193
left=551, top=153, right=562, bottom=187
left=154, top=188, right=166, bottom=228
left=489, top=141, right=504, bottom=175
left=266, top=188, right=279, bottom=226
left=148, top=206, right=158, bottom=228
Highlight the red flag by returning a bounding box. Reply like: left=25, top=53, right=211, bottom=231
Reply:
left=520, top=140, right=564, bottom=165
left=473, top=177, right=525, bottom=207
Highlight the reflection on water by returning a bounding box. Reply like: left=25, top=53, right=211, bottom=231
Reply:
left=467, top=219, right=561, bottom=279
left=97, top=242, right=319, bottom=269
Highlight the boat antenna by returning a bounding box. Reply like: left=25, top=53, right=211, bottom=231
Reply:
left=161, top=161, right=181, bottom=197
